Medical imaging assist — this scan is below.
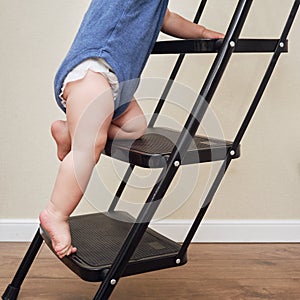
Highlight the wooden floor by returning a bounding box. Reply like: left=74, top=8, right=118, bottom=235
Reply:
left=1, top=243, right=300, bottom=300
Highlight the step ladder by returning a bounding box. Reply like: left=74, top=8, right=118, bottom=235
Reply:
left=3, top=0, right=299, bottom=299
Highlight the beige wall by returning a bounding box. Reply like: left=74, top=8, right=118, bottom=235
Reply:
left=1, top=0, right=300, bottom=221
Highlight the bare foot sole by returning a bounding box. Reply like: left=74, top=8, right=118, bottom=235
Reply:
left=51, top=120, right=71, bottom=161
left=39, top=209, right=77, bottom=258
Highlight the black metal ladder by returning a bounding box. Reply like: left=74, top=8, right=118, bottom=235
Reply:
left=3, top=0, right=299, bottom=299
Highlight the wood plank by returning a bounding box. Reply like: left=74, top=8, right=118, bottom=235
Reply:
left=188, top=243, right=300, bottom=260
left=1, top=278, right=300, bottom=300
left=1, top=243, right=300, bottom=299
left=0, top=258, right=76, bottom=279
left=0, top=278, right=98, bottom=300
left=1, top=243, right=299, bottom=260
left=3, top=256, right=299, bottom=280
left=113, top=278, right=300, bottom=300
left=0, top=243, right=53, bottom=259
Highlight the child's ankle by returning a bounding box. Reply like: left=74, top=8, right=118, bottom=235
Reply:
left=42, top=204, right=69, bottom=222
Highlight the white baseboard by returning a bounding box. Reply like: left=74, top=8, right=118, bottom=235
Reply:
left=150, top=219, right=300, bottom=243
left=0, top=219, right=40, bottom=242
left=1, top=218, right=300, bottom=242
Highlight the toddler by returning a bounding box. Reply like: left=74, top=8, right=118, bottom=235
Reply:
left=40, top=0, right=224, bottom=258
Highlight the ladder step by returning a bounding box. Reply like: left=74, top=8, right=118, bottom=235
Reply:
left=152, top=38, right=288, bottom=54
left=104, top=127, right=240, bottom=168
left=41, top=211, right=186, bottom=282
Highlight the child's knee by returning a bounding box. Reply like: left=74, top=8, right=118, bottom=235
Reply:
left=73, top=132, right=106, bottom=164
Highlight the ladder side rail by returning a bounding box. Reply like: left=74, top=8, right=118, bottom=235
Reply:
left=93, top=1, right=253, bottom=299
left=108, top=164, right=134, bottom=212
left=178, top=0, right=300, bottom=259
left=108, top=0, right=207, bottom=212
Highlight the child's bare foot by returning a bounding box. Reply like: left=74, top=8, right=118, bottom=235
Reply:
left=39, top=208, right=77, bottom=259
left=51, top=120, right=71, bottom=161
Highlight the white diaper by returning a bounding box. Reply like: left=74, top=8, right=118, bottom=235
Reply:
left=59, top=58, right=119, bottom=107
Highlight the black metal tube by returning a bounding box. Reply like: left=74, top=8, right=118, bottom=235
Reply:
left=108, top=164, right=134, bottom=211
left=94, top=1, right=253, bottom=299
left=178, top=0, right=300, bottom=259
left=2, top=229, right=43, bottom=300
left=109, top=0, right=208, bottom=212
left=11, top=229, right=43, bottom=286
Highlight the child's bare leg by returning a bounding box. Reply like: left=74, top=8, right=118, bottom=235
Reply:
left=51, top=120, right=71, bottom=161
left=50, top=98, right=147, bottom=163
left=108, top=99, right=147, bottom=140
left=40, top=70, right=114, bottom=258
